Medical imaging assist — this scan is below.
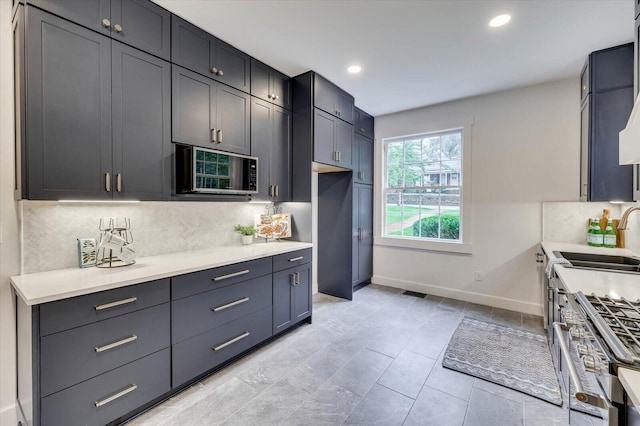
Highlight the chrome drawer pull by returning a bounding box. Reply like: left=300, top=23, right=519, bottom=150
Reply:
left=212, top=270, right=249, bottom=281
left=212, top=297, right=249, bottom=312
left=94, top=384, right=137, bottom=407
left=288, top=256, right=304, bottom=262
left=212, top=331, right=250, bottom=351
left=94, top=296, right=137, bottom=311
left=95, top=335, right=138, bottom=353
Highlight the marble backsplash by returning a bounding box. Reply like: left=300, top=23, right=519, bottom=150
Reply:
left=543, top=201, right=640, bottom=253
left=21, top=200, right=273, bottom=274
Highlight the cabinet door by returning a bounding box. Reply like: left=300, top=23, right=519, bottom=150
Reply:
left=250, top=97, right=272, bottom=200
left=272, top=106, right=292, bottom=202
left=171, top=15, right=216, bottom=78
left=313, top=108, right=337, bottom=165
left=356, top=108, right=374, bottom=137
left=272, top=70, right=292, bottom=110
left=250, top=59, right=272, bottom=104
left=334, top=88, right=355, bottom=124
left=357, top=135, right=373, bottom=184
left=26, top=7, right=112, bottom=200
left=216, top=84, right=251, bottom=155
left=335, top=119, right=353, bottom=169
left=27, top=0, right=111, bottom=36
left=591, top=88, right=634, bottom=201
left=358, top=186, right=373, bottom=282
left=313, top=74, right=335, bottom=116
left=110, top=0, right=170, bottom=60
left=172, top=65, right=216, bottom=149
left=580, top=99, right=589, bottom=199
left=215, top=39, right=250, bottom=92
left=352, top=187, right=360, bottom=286
left=112, top=42, right=171, bottom=200
left=293, top=263, right=312, bottom=320
left=272, top=268, right=294, bottom=333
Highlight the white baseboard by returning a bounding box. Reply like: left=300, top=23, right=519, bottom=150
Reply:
left=372, top=275, right=542, bottom=316
left=1, top=402, right=18, bottom=426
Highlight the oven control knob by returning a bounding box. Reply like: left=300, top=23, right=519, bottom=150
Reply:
left=577, top=343, right=595, bottom=356
left=562, top=309, right=583, bottom=326
left=569, top=326, right=588, bottom=341
left=582, top=355, right=602, bottom=373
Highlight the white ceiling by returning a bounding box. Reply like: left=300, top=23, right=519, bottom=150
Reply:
left=153, top=0, right=635, bottom=117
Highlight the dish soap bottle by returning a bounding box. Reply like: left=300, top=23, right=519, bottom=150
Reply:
left=587, top=218, right=604, bottom=247
left=604, top=218, right=617, bottom=248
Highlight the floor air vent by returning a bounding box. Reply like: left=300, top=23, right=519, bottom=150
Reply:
left=403, top=290, right=427, bottom=298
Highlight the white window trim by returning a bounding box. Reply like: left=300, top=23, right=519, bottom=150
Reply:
left=374, top=119, right=473, bottom=254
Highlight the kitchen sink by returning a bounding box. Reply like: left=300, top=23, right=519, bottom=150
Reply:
left=553, top=251, right=640, bottom=274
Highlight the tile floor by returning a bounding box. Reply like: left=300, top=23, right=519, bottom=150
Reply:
left=128, top=284, right=599, bottom=425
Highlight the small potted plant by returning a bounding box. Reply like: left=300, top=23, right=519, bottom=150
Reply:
left=234, top=224, right=257, bottom=245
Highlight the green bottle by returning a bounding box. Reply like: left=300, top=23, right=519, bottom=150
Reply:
left=587, top=218, right=603, bottom=247
left=604, top=218, right=617, bottom=248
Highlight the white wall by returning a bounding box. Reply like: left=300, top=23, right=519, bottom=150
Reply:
left=1, top=1, right=19, bottom=424
left=373, top=78, right=581, bottom=315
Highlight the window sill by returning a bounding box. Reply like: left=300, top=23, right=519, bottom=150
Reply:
left=374, top=236, right=473, bottom=254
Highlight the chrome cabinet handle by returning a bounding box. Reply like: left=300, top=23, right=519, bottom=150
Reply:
left=268, top=185, right=273, bottom=196
left=94, top=296, right=137, bottom=311
left=212, top=297, right=249, bottom=312
left=95, top=384, right=137, bottom=407
left=114, top=24, right=123, bottom=33
left=105, top=173, right=111, bottom=192
left=359, top=227, right=364, bottom=241
left=212, top=269, right=249, bottom=281
left=212, top=332, right=249, bottom=351
left=337, top=151, right=341, bottom=162
left=296, top=272, right=300, bottom=285
left=552, top=322, right=607, bottom=408
left=217, top=69, right=224, bottom=76
left=101, top=18, right=111, bottom=29
left=360, top=127, right=366, bottom=133
left=217, top=129, right=222, bottom=144
left=211, top=67, right=218, bottom=74
left=116, top=174, right=122, bottom=192
left=95, top=335, right=137, bottom=353
left=274, top=185, right=279, bottom=197
left=290, top=273, right=296, bottom=286
left=211, top=128, right=217, bottom=144
left=288, top=256, right=304, bottom=262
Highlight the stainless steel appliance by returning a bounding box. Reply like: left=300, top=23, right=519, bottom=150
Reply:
left=553, top=290, right=640, bottom=425
left=176, top=146, right=258, bottom=195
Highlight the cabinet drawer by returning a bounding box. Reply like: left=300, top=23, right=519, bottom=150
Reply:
left=40, top=348, right=170, bottom=426
left=272, top=248, right=312, bottom=272
left=41, top=303, right=170, bottom=397
left=40, top=278, right=170, bottom=336
left=171, top=257, right=272, bottom=300
left=172, top=275, right=272, bottom=344
left=172, top=306, right=272, bottom=386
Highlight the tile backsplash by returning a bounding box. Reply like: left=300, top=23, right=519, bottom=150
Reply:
left=543, top=201, right=640, bottom=252
left=21, top=201, right=271, bottom=273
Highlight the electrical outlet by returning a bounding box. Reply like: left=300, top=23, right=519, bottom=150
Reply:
left=474, top=271, right=483, bottom=282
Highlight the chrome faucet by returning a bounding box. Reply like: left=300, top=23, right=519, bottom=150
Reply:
left=618, top=205, right=640, bottom=230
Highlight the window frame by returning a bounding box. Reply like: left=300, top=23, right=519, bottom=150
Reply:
left=375, top=120, right=473, bottom=254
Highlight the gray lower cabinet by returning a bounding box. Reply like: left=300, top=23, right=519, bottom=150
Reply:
left=172, top=65, right=251, bottom=155
left=21, top=6, right=171, bottom=200
left=352, top=184, right=373, bottom=287
left=251, top=97, right=292, bottom=201
left=27, top=0, right=171, bottom=60
left=273, top=262, right=312, bottom=334
left=19, top=250, right=312, bottom=425
left=40, top=348, right=170, bottom=426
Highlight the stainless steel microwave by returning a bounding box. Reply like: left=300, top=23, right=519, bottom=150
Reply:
left=176, top=146, right=258, bottom=195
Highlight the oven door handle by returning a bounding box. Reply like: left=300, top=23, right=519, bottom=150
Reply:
left=552, top=322, right=608, bottom=409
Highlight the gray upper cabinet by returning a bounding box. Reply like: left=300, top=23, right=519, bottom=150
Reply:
left=354, top=133, right=373, bottom=185
left=313, top=109, right=353, bottom=168
left=27, top=0, right=170, bottom=60
left=172, top=65, right=250, bottom=155
left=25, top=7, right=112, bottom=200
left=251, top=97, right=292, bottom=201
left=112, top=41, right=171, bottom=200
left=250, top=58, right=292, bottom=110
left=171, top=15, right=250, bottom=92
left=354, top=107, right=374, bottom=138
left=314, top=73, right=354, bottom=124
left=23, top=7, right=170, bottom=200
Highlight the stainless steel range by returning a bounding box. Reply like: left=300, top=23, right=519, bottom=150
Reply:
left=552, top=289, right=640, bottom=425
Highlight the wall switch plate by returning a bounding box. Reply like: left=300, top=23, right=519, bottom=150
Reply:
left=474, top=271, right=483, bottom=281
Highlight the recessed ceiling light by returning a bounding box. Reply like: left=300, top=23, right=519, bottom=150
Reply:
left=347, top=65, right=362, bottom=74
left=489, top=14, right=511, bottom=28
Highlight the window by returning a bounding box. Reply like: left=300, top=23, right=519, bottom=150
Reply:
left=381, top=127, right=470, bottom=252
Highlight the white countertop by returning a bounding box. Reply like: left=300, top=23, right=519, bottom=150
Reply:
left=618, top=368, right=640, bottom=409
left=11, top=241, right=313, bottom=306
left=541, top=241, right=640, bottom=298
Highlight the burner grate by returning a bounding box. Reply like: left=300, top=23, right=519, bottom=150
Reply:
left=585, top=293, right=640, bottom=361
